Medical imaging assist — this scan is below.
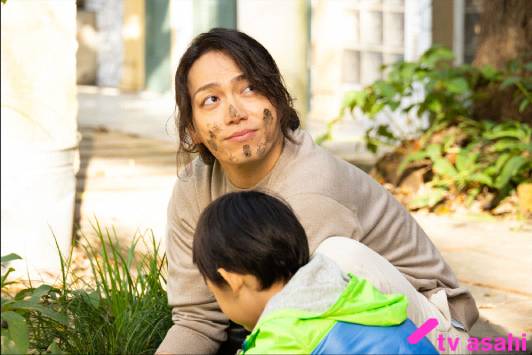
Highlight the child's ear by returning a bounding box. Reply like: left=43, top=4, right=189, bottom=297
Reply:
left=217, top=268, right=244, bottom=294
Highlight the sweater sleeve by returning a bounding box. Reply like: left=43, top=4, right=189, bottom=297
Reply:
left=352, top=175, right=478, bottom=331
left=285, top=193, right=362, bottom=253
left=157, top=181, right=229, bottom=354
left=285, top=189, right=478, bottom=331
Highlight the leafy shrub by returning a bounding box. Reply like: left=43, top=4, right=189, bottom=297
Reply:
left=2, top=253, right=68, bottom=354
left=1, top=225, right=171, bottom=354
left=321, top=46, right=531, bottom=209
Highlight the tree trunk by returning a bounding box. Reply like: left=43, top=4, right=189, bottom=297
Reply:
left=472, top=0, right=531, bottom=123
left=473, top=0, right=532, bottom=69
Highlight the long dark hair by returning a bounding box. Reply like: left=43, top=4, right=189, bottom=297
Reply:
left=175, top=28, right=300, bottom=167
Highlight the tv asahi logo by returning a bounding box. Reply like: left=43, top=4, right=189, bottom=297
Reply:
left=436, top=333, right=528, bottom=353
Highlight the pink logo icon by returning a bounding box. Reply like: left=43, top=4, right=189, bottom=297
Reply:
left=408, top=318, right=439, bottom=344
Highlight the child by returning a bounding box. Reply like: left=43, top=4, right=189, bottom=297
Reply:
left=192, top=191, right=439, bottom=354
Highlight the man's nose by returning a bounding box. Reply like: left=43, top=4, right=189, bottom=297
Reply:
left=225, top=100, right=247, bottom=125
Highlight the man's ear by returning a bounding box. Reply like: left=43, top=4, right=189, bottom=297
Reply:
left=217, top=268, right=244, bottom=294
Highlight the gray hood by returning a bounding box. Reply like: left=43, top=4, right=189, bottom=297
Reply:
left=259, top=254, right=349, bottom=320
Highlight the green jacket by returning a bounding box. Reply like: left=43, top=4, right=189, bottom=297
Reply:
left=242, top=255, right=438, bottom=354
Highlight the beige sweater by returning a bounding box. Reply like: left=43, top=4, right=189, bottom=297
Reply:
left=158, top=128, right=478, bottom=354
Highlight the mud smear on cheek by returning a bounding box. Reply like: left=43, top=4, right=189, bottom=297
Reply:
left=263, top=108, right=273, bottom=126
left=262, top=108, right=276, bottom=143
left=207, top=130, right=218, bottom=151
left=256, top=142, right=267, bottom=156
left=243, top=145, right=252, bottom=157
left=211, top=124, right=221, bottom=134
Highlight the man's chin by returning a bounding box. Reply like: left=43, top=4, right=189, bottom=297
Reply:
left=225, top=155, right=262, bottom=166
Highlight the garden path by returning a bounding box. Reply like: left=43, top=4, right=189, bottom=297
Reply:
left=75, top=127, right=177, bottom=248
left=413, top=213, right=532, bottom=348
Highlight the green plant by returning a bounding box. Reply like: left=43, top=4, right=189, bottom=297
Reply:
left=1, top=254, right=68, bottom=354
left=30, top=224, right=172, bottom=354
left=1, top=224, right=172, bottom=354
left=397, top=120, right=531, bottom=208
left=321, top=46, right=531, bottom=210
left=326, top=46, right=531, bottom=152
left=400, top=120, right=531, bottom=208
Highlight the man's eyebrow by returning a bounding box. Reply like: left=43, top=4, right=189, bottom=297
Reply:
left=232, top=74, right=247, bottom=83
left=192, top=73, right=247, bottom=100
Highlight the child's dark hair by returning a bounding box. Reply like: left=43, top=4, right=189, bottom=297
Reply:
left=193, top=191, right=309, bottom=290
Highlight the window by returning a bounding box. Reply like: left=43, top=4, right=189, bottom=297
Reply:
left=340, top=0, right=405, bottom=86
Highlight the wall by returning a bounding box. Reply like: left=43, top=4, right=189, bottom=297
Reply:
left=238, top=0, right=310, bottom=123
left=86, top=0, right=123, bottom=87
left=308, top=0, right=432, bottom=163
left=432, top=0, right=454, bottom=49
left=121, top=0, right=145, bottom=91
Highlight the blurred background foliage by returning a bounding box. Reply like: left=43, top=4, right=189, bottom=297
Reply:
left=320, top=47, right=531, bottom=213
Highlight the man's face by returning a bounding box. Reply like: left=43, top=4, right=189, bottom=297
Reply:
left=187, top=51, right=283, bottom=166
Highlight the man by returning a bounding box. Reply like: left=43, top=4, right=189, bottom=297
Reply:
left=156, top=28, right=478, bottom=354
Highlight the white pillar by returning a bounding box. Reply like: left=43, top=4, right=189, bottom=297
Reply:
left=1, top=0, right=79, bottom=279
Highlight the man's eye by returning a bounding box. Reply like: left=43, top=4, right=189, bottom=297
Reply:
left=242, top=86, right=254, bottom=94
left=202, top=96, right=219, bottom=106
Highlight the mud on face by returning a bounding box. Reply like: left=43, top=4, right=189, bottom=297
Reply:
left=243, top=144, right=252, bottom=157
left=256, top=142, right=267, bottom=156
left=263, top=108, right=273, bottom=125
left=229, top=105, right=241, bottom=119
left=207, top=129, right=218, bottom=151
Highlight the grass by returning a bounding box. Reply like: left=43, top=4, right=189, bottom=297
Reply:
left=2, top=222, right=172, bottom=354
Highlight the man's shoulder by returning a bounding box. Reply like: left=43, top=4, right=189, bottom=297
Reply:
left=170, top=156, right=216, bottom=206
left=176, top=156, right=214, bottom=182
left=276, top=130, right=367, bottom=198
left=292, top=130, right=362, bottom=174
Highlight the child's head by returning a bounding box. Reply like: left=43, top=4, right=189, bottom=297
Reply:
left=193, top=190, right=309, bottom=330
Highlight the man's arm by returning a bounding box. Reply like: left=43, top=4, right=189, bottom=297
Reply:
left=157, top=182, right=229, bottom=354
left=286, top=187, right=478, bottom=331
left=352, top=175, right=478, bottom=331
left=157, top=323, right=222, bottom=355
